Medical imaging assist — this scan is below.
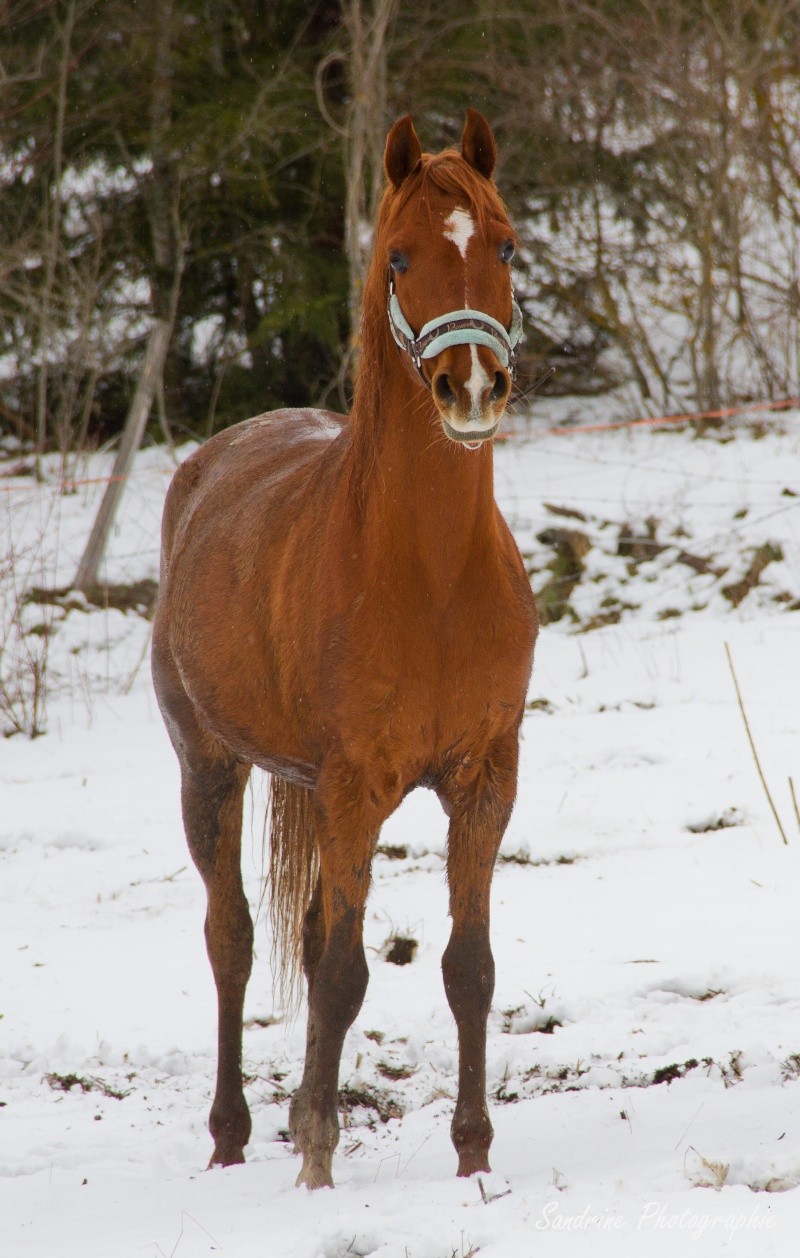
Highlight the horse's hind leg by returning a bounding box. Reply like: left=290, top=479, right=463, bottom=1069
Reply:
left=180, top=754, right=253, bottom=1166
left=287, top=875, right=324, bottom=1150
left=290, top=847, right=370, bottom=1188
left=290, top=762, right=393, bottom=1189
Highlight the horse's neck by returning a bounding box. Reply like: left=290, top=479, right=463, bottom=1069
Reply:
left=348, top=357, right=497, bottom=586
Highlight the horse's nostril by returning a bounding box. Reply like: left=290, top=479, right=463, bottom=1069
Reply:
left=490, top=371, right=508, bottom=402
left=434, top=373, right=457, bottom=406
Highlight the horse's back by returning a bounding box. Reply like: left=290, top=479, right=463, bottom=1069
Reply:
left=159, top=408, right=346, bottom=567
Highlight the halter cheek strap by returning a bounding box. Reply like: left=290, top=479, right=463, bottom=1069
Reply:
left=387, top=276, right=524, bottom=389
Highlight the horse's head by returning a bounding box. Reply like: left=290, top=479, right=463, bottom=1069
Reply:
left=379, top=110, right=520, bottom=449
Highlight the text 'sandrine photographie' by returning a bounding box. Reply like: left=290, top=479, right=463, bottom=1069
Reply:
left=536, top=1200, right=777, bottom=1243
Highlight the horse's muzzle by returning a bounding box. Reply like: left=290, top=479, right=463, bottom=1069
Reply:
left=431, top=346, right=511, bottom=446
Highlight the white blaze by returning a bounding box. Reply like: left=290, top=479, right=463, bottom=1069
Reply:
left=442, top=205, right=494, bottom=426
left=443, top=207, right=475, bottom=259
left=465, top=345, right=492, bottom=417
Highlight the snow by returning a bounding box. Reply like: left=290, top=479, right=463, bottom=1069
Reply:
left=2, top=413, right=800, bottom=1256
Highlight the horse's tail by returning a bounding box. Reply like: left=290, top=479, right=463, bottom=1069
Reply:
left=267, top=775, right=318, bottom=1012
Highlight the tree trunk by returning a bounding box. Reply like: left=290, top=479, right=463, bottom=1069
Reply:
left=73, top=319, right=171, bottom=593
left=73, top=1, right=183, bottom=592
left=341, top=0, right=397, bottom=353
left=35, top=0, right=75, bottom=478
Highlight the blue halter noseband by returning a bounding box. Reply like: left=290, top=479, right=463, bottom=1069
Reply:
left=387, top=275, right=524, bottom=390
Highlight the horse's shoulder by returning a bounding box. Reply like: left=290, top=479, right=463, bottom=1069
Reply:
left=162, top=409, right=348, bottom=559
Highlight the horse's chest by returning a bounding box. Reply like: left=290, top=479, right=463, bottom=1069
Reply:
left=334, top=580, right=533, bottom=767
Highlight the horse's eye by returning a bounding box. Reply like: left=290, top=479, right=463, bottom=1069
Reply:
left=500, top=240, right=515, bottom=264
left=389, top=250, right=409, bottom=274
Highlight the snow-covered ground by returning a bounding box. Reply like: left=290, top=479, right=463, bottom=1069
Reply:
left=2, top=412, right=800, bottom=1257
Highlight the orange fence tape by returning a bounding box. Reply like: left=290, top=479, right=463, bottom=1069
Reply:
left=0, top=467, right=174, bottom=495
left=536, top=394, right=800, bottom=438
left=2, top=395, right=799, bottom=493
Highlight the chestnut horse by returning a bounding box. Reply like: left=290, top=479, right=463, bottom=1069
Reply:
left=151, top=110, right=538, bottom=1189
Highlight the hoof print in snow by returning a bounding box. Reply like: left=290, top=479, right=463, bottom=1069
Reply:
left=686, top=806, right=745, bottom=833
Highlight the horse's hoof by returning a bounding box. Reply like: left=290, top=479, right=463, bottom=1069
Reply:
left=295, top=1152, right=334, bottom=1190
left=456, top=1148, right=491, bottom=1178
left=208, top=1146, right=246, bottom=1169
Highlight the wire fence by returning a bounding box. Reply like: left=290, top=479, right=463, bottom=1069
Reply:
left=2, top=393, right=797, bottom=627
left=2, top=393, right=798, bottom=496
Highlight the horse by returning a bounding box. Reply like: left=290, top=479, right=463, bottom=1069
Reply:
left=151, top=108, right=538, bottom=1190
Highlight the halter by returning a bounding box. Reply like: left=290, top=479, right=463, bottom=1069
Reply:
left=387, top=275, right=524, bottom=390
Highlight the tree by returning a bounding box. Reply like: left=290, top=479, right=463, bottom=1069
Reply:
left=0, top=0, right=349, bottom=455
left=4, top=0, right=800, bottom=455
left=317, top=0, right=397, bottom=365
left=74, top=0, right=184, bottom=592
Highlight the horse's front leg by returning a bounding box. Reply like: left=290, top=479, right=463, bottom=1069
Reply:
left=439, top=732, right=519, bottom=1177
left=290, top=760, right=396, bottom=1189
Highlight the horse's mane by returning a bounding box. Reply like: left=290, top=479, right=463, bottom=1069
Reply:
left=389, top=150, right=510, bottom=234
left=349, top=151, right=512, bottom=481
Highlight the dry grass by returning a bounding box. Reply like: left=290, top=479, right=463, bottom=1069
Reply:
left=0, top=519, right=55, bottom=738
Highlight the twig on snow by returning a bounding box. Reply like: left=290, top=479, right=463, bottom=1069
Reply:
left=789, top=777, right=800, bottom=836
left=724, top=642, right=788, bottom=845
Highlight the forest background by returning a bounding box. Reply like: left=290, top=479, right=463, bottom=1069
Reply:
left=3, top=0, right=800, bottom=461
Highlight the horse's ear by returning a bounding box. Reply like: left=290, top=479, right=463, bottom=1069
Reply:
left=384, top=115, right=422, bottom=188
left=461, top=108, right=496, bottom=180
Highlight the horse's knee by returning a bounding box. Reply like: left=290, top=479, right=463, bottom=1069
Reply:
left=442, top=925, right=495, bottom=1023
left=204, top=897, right=253, bottom=984
left=311, top=914, right=369, bottom=1034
